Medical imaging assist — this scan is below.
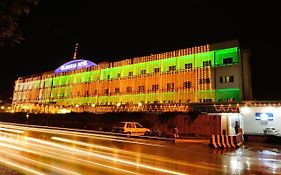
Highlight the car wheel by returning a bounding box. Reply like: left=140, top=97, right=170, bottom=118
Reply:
left=144, top=131, right=150, bottom=136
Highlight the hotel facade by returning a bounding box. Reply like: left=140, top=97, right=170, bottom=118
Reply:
left=12, top=40, right=252, bottom=113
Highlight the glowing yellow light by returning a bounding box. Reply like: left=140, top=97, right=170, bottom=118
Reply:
left=58, top=108, right=71, bottom=114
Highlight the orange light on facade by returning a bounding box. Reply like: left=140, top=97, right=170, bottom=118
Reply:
left=12, top=42, right=241, bottom=113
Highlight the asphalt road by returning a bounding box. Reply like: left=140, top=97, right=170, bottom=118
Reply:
left=0, top=122, right=280, bottom=175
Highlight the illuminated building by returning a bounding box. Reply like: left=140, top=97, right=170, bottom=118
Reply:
left=12, top=40, right=252, bottom=113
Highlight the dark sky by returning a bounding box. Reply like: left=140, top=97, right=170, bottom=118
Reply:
left=1, top=0, right=281, bottom=100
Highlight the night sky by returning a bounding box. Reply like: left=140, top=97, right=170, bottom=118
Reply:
left=1, top=1, right=281, bottom=101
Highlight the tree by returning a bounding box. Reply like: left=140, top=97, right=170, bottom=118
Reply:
left=0, top=0, right=39, bottom=47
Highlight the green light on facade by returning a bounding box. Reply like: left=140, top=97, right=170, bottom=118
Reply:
left=14, top=45, right=243, bottom=108
left=216, top=88, right=240, bottom=102
left=214, top=47, right=238, bottom=66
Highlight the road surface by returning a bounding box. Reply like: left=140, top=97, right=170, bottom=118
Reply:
left=0, top=122, right=280, bottom=175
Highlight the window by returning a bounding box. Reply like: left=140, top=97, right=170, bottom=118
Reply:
left=203, top=60, right=211, bottom=67
left=220, top=76, right=234, bottom=83
left=126, top=87, right=132, bottom=93
left=185, top=63, right=192, bottom=70
left=154, top=67, right=160, bottom=73
left=138, top=86, right=145, bottom=92
left=128, top=71, right=133, bottom=77
left=199, top=78, right=210, bottom=84
left=114, top=88, right=120, bottom=94
left=229, top=76, right=234, bottom=82
left=152, top=84, right=159, bottom=92
left=104, top=89, right=109, bottom=95
left=141, top=70, right=146, bottom=75
left=169, top=65, right=176, bottom=72
left=117, top=73, right=121, bottom=78
left=135, top=123, right=143, bottom=128
left=167, top=83, right=175, bottom=91
left=200, top=99, right=212, bottom=103
left=126, top=123, right=133, bottom=128
left=183, top=81, right=192, bottom=89
left=94, top=90, right=98, bottom=96
left=223, top=57, right=233, bottom=64
left=227, top=98, right=235, bottom=102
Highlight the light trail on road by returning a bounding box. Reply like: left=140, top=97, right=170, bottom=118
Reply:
left=0, top=122, right=190, bottom=175
left=0, top=122, right=165, bottom=147
left=0, top=121, right=280, bottom=175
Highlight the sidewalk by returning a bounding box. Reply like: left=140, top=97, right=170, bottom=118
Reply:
left=173, top=135, right=210, bottom=143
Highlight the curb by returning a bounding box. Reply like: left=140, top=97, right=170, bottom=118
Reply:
left=174, top=138, right=210, bottom=143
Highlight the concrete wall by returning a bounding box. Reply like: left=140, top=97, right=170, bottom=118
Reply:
left=240, top=49, right=253, bottom=100
left=215, top=64, right=242, bottom=90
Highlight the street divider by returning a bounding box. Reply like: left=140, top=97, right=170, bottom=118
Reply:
left=209, top=131, right=243, bottom=149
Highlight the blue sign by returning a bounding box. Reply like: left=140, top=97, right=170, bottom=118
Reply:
left=255, top=112, right=273, bottom=121
left=55, top=59, right=97, bottom=73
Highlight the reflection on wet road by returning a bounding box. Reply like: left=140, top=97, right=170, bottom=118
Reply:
left=0, top=122, right=280, bottom=175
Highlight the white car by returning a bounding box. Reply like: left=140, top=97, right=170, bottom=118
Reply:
left=112, top=122, right=151, bottom=136
left=263, top=127, right=279, bottom=135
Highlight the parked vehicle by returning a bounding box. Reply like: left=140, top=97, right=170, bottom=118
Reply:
left=144, top=129, right=165, bottom=137
left=263, top=127, right=279, bottom=135
left=112, top=122, right=151, bottom=136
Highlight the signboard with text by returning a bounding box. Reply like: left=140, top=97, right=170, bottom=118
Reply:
left=255, top=112, right=273, bottom=121
left=54, top=59, right=96, bottom=73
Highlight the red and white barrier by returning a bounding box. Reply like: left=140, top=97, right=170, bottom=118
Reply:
left=209, top=134, right=243, bottom=149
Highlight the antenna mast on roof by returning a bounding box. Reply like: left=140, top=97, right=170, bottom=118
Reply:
left=73, top=42, right=79, bottom=59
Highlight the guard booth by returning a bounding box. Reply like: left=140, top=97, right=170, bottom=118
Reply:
left=190, top=103, right=243, bottom=136
left=200, top=103, right=243, bottom=136
left=207, top=104, right=244, bottom=149
left=207, top=112, right=243, bottom=135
